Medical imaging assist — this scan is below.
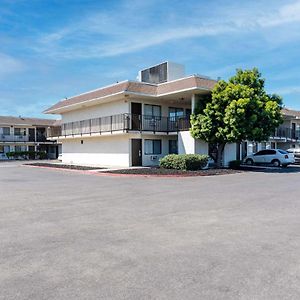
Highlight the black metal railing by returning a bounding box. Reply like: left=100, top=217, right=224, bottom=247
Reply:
left=272, top=126, right=300, bottom=140
left=47, top=114, right=191, bottom=137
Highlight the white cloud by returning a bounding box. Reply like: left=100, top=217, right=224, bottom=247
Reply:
left=0, top=53, right=24, bottom=77
left=273, top=86, right=300, bottom=95
left=23, top=0, right=300, bottom=60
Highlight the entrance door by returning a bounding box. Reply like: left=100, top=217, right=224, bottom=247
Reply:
left=29, top=128, right=35, bottom=142
left=292, top=122, right=296, bottom=139
left=28, top=146, right=35, bottom=159
left=131, top=139, right=142, bottom=166
left=131, top=102, right=142, bottom=130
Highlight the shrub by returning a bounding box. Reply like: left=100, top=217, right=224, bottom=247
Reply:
left=37, top=151, right=48, bottom=159
left=160, top=154, right=209, bottom=171
left=228, top=160, right=242, bottom=169
left=5, top=151, right=48, bottom=160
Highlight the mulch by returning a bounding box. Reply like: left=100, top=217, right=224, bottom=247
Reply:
left=102, top=167, right=241, bottom=176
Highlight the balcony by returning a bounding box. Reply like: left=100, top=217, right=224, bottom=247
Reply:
left=48, top=114, right=191, bottom=138
left=0, top=135, right=29, bottom=142
left=271, top=126, right=300, bottom=140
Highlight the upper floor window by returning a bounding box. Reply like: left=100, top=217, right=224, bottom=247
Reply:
left=144, top=104, right=161, bottom=119
left=14, top=128, right=26, bottom=136
left=169, top=107, right=184, bottom=119
left=1, top=127, right=10, bottom=135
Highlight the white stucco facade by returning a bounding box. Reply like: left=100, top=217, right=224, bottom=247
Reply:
left=61, top=135, right=130, bottom=167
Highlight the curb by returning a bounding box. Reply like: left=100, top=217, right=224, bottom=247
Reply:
left=21, top=164, right=237, bottom=178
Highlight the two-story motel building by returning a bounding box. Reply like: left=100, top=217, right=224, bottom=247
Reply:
left=45, top=62, right=300, bottom=167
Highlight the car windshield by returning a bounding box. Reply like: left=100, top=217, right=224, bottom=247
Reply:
left=278, top=149, right=288, bottom=154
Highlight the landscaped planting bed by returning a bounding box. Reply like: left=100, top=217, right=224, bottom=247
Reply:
left=102, top=167, right=241, bottom=176
left=25, top=163, right=103, bottom=170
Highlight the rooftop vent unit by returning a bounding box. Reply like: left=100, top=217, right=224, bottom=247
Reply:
left=138, top=62, right=185, bottom=84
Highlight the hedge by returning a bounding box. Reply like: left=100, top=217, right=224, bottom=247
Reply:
left=6, top=151, right=48, bottom=159
left=159, top=154, right=209, bottom=171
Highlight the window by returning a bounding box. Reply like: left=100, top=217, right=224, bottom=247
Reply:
left=2, top=127, right=10, bottom=135
left=0, top=145, right=3, bottom=153
left=15, top=145, right=22, bottom=152
left=144, top=139, right=162, bottom=155
left=278, top=149, right=288, bottom=154
left=169, top=107, right=184, bottom=119
left=141, top=62, right=167, bottom=84
left=265, top=150, right=276, bottom=155
left=14, top=128, right=26, bottom=136
left=169, top=140, right=178, bottom=154
left=255, top=150, right=276, bottom=156
left=144, top=104, right=161, bottom=119
left=186, top=109, right=192, bottom=118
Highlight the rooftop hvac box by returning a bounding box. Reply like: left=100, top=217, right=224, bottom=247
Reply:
left=138, top=62, right=185, bottom=84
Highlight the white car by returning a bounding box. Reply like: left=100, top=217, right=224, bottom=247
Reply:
left=287, top=148, right=300, bottom=164
left=244, top=149, right=295, bottom=167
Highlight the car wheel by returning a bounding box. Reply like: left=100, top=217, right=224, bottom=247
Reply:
left=246, top=158, right=254, bottom=165
left=272, top=159, right=281, bottom=167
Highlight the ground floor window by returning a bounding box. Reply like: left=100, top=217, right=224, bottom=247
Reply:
left=0, top=145, right=3, bottom=153
left=15, top=145, right=26, bottom=152
left=169, top=140, right=178, bottom=154
left=144, top=139, right=161, bottom=155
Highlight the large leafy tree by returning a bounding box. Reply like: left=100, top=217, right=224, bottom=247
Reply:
left=190, top=68, right=283, bottom=167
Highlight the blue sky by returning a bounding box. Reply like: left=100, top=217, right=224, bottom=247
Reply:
left=1, top=0, right=300, bottom=118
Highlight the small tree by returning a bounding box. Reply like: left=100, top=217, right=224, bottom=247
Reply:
left=190, top=68, right=283, bottom=167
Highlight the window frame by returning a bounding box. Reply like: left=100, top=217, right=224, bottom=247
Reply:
left=144, top=104, right=161, bottom=120
left=2, top=127, right=10, bottom=136
left=14, top=128, right=26, bottom=136
left=168, top=107, right=184, bottom=119
left=144, top=139, right=162, bottom=155
left=169, top=139, right=178, bottom=154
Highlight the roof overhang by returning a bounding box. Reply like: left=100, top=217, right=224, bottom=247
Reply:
left=44, top=75, right=216, bottom=115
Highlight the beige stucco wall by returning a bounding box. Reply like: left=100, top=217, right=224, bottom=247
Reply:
left=61, top=97, right=191, bottom=124
left=62, top=100, right=130, bottom=123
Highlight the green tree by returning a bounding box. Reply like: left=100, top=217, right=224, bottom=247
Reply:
left=190, top=68, right=283, bottom=167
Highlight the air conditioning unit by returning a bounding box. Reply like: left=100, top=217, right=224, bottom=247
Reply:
left=150, top=155, right=158, bottom=161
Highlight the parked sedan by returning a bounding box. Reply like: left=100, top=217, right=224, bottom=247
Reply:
left=244, top=149, right=295, bottom=167
left=287, top=148, right=300, bottom=164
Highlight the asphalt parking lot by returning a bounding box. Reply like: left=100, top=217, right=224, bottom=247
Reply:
left=1, top=162, right=300, bottom=299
